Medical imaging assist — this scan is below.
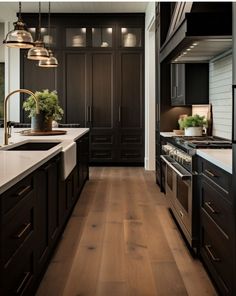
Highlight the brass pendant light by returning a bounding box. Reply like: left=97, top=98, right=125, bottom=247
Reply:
left=4, top=2, right=34, bottom=48
left=27, top=2, right=49, bottom=60
left=39, top=2, right=58, bottom=67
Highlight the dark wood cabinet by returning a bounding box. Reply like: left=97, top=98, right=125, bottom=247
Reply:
left=198, top=157, right=235, bottom=295
left=0, top=172, right=36, bottom=296
left=34, top=155, right=60, bottom=276
left=65, top=52, right=87, bottom=125
left=77, top=133, right=89, bottom=188
left=20, top=14, right=144, bottom=165
left=170, top=63, right=209, bottom=106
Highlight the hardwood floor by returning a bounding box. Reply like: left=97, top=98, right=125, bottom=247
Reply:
left=36, top=167, right=216, bottom=296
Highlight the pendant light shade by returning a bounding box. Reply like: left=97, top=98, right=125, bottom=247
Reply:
left=27, top=2, right=49, bottom=60
left=38, top=49, right=58, bottom=67
left=28, top=40, right=50, bottom=60
left=39, top=2, right=58, bottom=68
left=4, top=2, right=34, bottom=48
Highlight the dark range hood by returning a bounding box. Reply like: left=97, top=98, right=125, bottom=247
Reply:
left=160, top=11, right=232, bottom=63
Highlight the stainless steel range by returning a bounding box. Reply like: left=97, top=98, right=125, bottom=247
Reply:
left=161, top=136, right=232, bottom=252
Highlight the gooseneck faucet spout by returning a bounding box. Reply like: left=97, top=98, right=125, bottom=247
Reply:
left=4, top=89, right=40, bottom=145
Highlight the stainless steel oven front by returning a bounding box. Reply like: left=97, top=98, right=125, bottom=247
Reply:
left=161, top=155, right=193, bottom=247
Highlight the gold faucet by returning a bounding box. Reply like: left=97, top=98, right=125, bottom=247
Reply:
left=4, top=89, right=40, bottom=145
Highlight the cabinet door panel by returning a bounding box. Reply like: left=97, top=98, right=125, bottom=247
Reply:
left=91, top=53, right=113, bottom=128
left=119, top=52, right=143, bottom=129
left=65, top=53, right=87, bottom=125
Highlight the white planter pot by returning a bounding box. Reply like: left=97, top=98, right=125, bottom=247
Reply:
left=184, top=127, right=202, bottom=136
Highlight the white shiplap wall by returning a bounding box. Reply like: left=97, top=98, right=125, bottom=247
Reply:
left=209, top=54, right=232, bottom=140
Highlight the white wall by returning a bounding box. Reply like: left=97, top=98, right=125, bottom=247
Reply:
left=4, top=20, right=20, bottom=122
left=0, top=23, right=4, bottom=62
left=209, top=53, right=232, bottom=139
left=145, top=2, right=156, bottom=170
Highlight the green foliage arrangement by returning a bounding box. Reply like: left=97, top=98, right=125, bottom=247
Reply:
left=23, top=89, right=64, bottom=121
left=178, top=114, right=207, bottom=129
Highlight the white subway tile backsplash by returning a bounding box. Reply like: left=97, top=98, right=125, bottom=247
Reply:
left=209, top=54, right=232, bottom=140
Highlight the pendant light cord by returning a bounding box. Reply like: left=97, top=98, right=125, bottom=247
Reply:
left=48, top=2, right=51, bottom=49
left=38, top=2, right=41, bottom=40
left=18, top=2, right=22, bottom=21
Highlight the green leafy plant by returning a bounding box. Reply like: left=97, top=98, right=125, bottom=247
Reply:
left=23, top=89, right=64, bottom=121
left=178, top=114, right=207, bottom=129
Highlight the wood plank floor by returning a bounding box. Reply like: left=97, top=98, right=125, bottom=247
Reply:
left=36, top=167, right=216, bottom=296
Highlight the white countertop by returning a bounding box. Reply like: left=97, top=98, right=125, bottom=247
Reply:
left=0, top=128, right=89, bottom=195
left=196, top=149, right=232, bottom=174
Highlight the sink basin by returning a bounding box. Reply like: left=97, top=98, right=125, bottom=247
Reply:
left=2, top=141, right=61, bottom=151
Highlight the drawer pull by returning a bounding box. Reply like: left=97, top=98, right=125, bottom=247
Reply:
left=95, top=153, right=109, bottom=156
left=16, top=272, right=31, bottom=295
left=17, top=185, right=31, bottom=197
left=179, top=210, right=184, bottom=218
left=43, top=163, right=52, bottom=171
left=205, top=244, right=220, bottom=262
left=14, top=223, right=31, bottom=239
left=204, top=201, right=218, bottom=214
left=205, top=169, right=217, bottom=178
left=95, top=137, right=107, bottom=141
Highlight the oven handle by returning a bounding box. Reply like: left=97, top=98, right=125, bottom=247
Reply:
left=161, top=155, right=191, bottom=180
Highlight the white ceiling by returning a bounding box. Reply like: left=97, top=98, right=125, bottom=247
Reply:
left=0, top=2, right=149, bottom=21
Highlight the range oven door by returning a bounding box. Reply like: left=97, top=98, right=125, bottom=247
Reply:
left=161, top=155, right=193, bottom=241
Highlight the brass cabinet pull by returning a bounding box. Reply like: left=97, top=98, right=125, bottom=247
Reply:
left=205, top=244, right=220, bottom=262
left=43, top=163, right=52, bottom=171
left=14, top=223, right=31, bottom=239
left=205, top=169, right=217, bottom=178
left=17, top=185, right=31, bottom=197
left=16, top=272, right=31, bottom=294
left=204, top=201, right=218, bottom=214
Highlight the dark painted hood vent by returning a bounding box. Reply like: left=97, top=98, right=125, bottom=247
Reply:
left=160, top=11, right=232, bottom=63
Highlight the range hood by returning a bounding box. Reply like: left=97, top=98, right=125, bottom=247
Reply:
left=160, top=11, right=232, bottom=63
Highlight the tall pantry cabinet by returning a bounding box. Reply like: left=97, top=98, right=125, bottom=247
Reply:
left=20, top=14, right=144, bottom=165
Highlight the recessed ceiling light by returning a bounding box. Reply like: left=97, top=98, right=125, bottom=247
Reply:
left=187, top=48, right=191, bottom=51
left=190, top=45, right=194, bottom=48
left=193, top=42, right=198, bottom=46
left=183, top=52, right=187, bottom=55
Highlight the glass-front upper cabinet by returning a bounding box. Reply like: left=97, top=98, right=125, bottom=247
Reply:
left=121, top=27, right=142, bottom=47
left=66, top=28, right=87, bottom=47
left=28, top=27, right=57, bottom=47
left=92, top=27, right=113, bottom=48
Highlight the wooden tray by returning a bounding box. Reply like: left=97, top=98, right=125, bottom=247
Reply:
left=19, top=129, right=67, bottom=136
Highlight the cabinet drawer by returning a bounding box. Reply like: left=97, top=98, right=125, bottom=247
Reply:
left=91, top=134, right=113, bottom=144
left=91, top=150, right=112, bottom=160
left=121, top=134, right=142, bottom=144
left=2, top=237, right=34, bottom=296
left=2, top=175, right=34, bottom=215
left=2, top=195, right=34, bottom=266
left=120, top=150, right=142, bottom=160
left=199, top=158, right=231, bottom=196
left=200, top=179, right=232, bottom=237
left=200, top=209, right=233, bottom=294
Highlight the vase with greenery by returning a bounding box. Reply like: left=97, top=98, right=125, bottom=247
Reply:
left=178, top=114, right=207, bottom=136
left=23, top=89, right=64, bottom=131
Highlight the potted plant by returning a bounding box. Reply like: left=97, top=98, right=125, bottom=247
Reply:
left=178, top=114, right=207, bottom=136
left=23, top=89, right=64, bottom=131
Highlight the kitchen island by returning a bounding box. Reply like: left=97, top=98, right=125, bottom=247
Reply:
left=0, top=128, right=89, bottom=296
